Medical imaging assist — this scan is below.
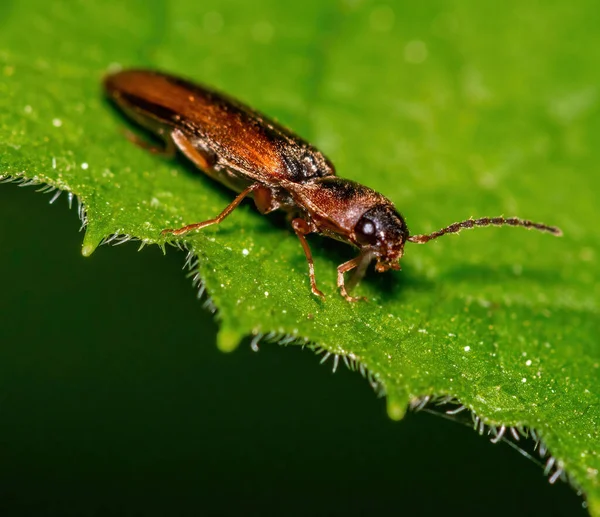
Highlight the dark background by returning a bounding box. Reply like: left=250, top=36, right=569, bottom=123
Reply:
left=0, top=184, right=587, bottom=516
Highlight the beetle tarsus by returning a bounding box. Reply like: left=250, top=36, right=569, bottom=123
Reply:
left=339, top=286, right=367, bottom=303
left=311, top=285, right=326, bottom=299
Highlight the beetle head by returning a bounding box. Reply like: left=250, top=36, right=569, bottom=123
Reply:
left=353, top=203, right=409, bottom=272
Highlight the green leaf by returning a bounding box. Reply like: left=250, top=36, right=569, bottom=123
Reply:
left=1, top=0, right=598, bottom=512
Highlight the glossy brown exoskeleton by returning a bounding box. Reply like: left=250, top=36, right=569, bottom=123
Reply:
left=104, top=69, right=562, bottom=302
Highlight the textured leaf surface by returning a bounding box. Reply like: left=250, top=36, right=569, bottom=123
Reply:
left=1, top=0, right=598, bottom=511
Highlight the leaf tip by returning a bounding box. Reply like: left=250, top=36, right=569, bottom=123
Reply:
left=217, top=328, right=243, bottom=353
left=386, top=397, right=407, bottom=421
left=81, top=243, right=97, bottom=257
left=81, top=228, right=103, bottom=257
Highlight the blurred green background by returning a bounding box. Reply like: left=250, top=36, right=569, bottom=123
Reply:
left=0, top=185, right=587, bottom=515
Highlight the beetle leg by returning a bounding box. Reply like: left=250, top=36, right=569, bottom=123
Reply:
left=337, top=254, right=370, bottom=302
left=171, top=129, right=216, bottom=172
left=162, top=183, right=259, bottom=236
left=291, top=218, right=325, bottom=299
left=124, top=129, right=176, bottom=158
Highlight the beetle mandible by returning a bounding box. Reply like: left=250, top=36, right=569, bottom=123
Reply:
left=104, top=69, right=562, bottom=302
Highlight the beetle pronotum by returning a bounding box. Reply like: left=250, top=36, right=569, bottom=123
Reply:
left=104, top=69, right=562, bottom=302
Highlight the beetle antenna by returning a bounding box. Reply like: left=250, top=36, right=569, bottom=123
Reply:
left=408, top=216, right=563, bottom=244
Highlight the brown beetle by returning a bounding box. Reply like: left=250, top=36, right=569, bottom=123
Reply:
left=104, top=69, right=562, bottom=302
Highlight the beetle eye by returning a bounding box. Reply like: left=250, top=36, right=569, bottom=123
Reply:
left=355, top=216, right=378, bottom=245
